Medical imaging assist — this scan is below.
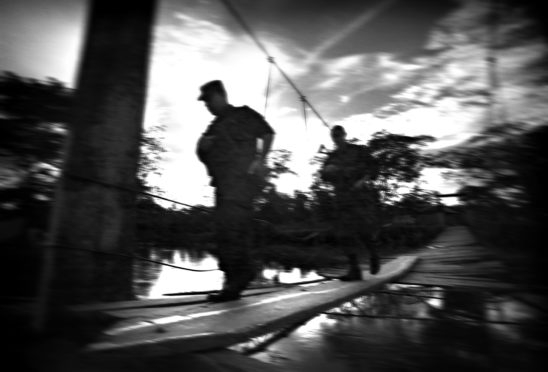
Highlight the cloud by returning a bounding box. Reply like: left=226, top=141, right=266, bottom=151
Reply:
left=144, top=8, right=322, bottom=205
left=293, top=52, right=424, bottom=120
left=143, top=0, right=548, bottom=204
left=363, top=0, right=548, bottom=162
left=303, top=0, right=399, bottom=66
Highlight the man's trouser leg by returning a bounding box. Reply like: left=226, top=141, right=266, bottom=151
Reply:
left=213, top=172, right=257, bottom=298
left=338, top=190, right=382, bottom=277
left=334, top=193, right=363, bottom=280
left=354, top=191, right=381, bottom=275
left=215, top=198, right=255, bottom=291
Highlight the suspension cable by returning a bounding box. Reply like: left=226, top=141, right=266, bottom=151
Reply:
left=217, top=0, right=331, bottom=129
left=264, top=56, right=275, bottom=116
left=300, top=95, right=308, bottom=130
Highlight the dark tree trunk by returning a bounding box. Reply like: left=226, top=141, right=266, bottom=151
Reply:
left=37, top=0, right=157, bottom=332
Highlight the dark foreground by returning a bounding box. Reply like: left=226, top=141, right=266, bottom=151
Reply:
left=5, top=226, right=548, bottom=371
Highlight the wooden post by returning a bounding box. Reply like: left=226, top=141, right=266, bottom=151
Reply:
left=35, top=0, right=157, bottom=332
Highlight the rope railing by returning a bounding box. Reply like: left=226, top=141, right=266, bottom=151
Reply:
left=64, top=172, right=212, bottom=213
left=51, top=243, right=219, bottom=272
left=46, top=171, right=218, bottom=272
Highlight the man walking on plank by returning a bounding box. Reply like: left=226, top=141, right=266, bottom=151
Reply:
left=320, top=125, right=381, bottom=279
left=196, top=80, right=275, bottom=301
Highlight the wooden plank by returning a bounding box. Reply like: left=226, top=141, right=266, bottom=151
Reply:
left=395, top=275, right=517, bottom=290
left=84, top=255, right=418, bottom=357
left=419, top=251, right=493, bottom=258
left=412, top=261, right=503, bottom=269
left=403, top=275, right=505, bottom=283
left=70, top=288, right=287, bottom=314
left=163, top=278, right=331, bottom=296
left=418, top=250, right=493, bottom=258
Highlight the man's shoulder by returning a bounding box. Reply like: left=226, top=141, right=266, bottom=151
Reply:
left=348, top=143, right=372, bottom=154
left=348, top=143, right=367, bottom=150
left=233, top=106, right=274, bottom=134
left=234, top=105, right=263, bottom=118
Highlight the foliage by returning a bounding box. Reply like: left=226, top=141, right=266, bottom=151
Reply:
left=424, top=122, right=547, bottom=273
left=133, top=127, right=444, bottom=271
left=0, top=72, right=71, bottom=169
left=426, top=122, right=547, bottom=210
left=310, top=130, right=435, bottom=207
left=392, top=185, right=441, bottom=214
left=139, top=124, right=167, bottom=183
left=368, top=131, right=435, bottom=202
left=254, top=149, right=299, bottom=223
left=267, top=149, right=296, bottom=181
left=0, top=71, right=166, bottom=205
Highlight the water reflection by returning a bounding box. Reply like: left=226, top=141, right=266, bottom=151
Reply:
left=132, top=248, right=323, bottom=298
left=132, top=250, right=546, bottom=371
left=247, top=287, right=546, bottom=372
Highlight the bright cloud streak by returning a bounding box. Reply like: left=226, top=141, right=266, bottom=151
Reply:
left=304, top=0, right=399, bottom=66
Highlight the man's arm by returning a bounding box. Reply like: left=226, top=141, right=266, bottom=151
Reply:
left=248, top=133, right=274, bottom=175
left=243, top=106, right=275, bottom=175
left=258, top=133, right=274, bottom=160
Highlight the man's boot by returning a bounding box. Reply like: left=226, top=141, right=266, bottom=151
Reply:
left=207, top=263, right=256, bottom=303
left=369, top=253, right=380, bottom=275
left=339, top=253, right=363, bottom=281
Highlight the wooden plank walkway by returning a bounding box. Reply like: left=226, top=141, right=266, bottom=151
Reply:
left=390, top=225, right=518, bottom=291
left=317, top=226, right=517, bottom=292
left=69, top=225, right=532, bottom=371
left=84, top=256, right=417, bottom=357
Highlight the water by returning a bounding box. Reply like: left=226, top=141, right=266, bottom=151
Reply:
left=247, top=289, right=547, bottom=371
left=133, top=248, right=323, bottom=298
left=133, top=249, right=547, bottom=371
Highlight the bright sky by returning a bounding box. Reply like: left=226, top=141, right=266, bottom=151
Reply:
left=2, top=0, right=547, bottom=207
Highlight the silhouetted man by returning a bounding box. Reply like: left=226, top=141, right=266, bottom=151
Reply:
left=197, top=80, right=275, bottom=301
left=320, top=125, right=381, bottom=279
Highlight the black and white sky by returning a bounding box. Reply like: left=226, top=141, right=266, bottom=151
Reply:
left=1, top=0, right=547, bottom=205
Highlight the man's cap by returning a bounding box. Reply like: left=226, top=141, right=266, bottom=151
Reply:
left=331, top=125, right=346, bottom=134
left=198, top=80, right=227, bottom=101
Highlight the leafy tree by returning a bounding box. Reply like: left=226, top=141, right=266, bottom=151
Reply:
left=368, top=131, right=435, bottom=203
left=0, top=71, right=166, bottom=206
left=138, top=124, right=167, bottom=191
left=310, top=130, right=435, bottom=207
left=426, top=122, right=544, bottom=208
left=254, top=149, right=297, bottom=222
left=393, top=185, right=441, bottom=214
left=0, top=72, right=70, bottom=168
left=426, top=122, right=547, bottom=272
left=0, top=72, right=71, bottom=202
left=267, top=149, right=296, bottom=182
left=306, top=130, right=438, bottom=252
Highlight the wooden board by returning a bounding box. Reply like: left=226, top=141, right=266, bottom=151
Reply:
left=84, top=255, right=418, bottom=357
left=71, top=279, right=332, bottom=316
left=70, top=288, right=286, bottom=314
